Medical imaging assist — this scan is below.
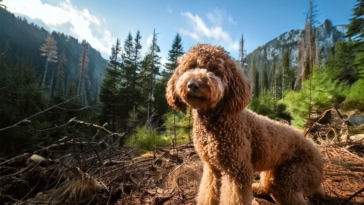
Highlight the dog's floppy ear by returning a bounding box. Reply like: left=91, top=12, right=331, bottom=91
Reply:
left=165, top=68, right=187, bottom=111
left=222, top=60, right=252, bottom=115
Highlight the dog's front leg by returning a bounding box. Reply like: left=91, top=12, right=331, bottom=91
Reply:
left=219, top=166, right=254, bottom=205
left=196, top=163, right=221, bottom=205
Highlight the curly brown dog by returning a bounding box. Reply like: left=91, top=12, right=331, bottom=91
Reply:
left=166, top=44, right=325, bottom=205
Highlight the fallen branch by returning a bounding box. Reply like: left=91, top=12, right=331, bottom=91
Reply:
left=343, top=187, right=364, bottom=204
left=0, top=94, right=83, bottom=132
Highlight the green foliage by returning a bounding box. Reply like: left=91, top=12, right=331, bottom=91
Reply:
left=125, top=109, right=191, bottom=150
left=346, top=0, right=364, bottom=41
left=249, top=64, right=260, bottom=97
left=248, top=92, right=278, bottom=119
left=139, top=29, right=161, bottom=129
left=163, top=33, right=184, bottom=79
left=155, top=33, right=184, bottom=125
left=326, top=41, right=358, bottom=85
left=99, top=39, right=122, bottom=132
left=56, top=51, right=67, bottom=93
left=120, top=31, right=143, bottom=116
left=163, top=109, right=192, bottom=144
left=124, top=126, right=170, bottom=150
left=0, top=8, right=107, bottom=107
left=281, top=66, right=345, bottom=129
left=0, top=57, right=46, bottom=155
left=342, top=79, right=364, bottom=111
left=282, top=50, right=295, bottom=92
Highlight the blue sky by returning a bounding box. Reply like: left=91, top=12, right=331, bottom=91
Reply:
left=4, top=0, right=356, bottom=64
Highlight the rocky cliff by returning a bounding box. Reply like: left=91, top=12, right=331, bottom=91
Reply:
left=245, top=19, right=347, bottom=72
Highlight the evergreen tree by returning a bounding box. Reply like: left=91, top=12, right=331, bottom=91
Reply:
left=154, top=33, right=184, bottom=126
left=163, top=33, right=184, bottom=80
left=120, top=33, right=134, bottom=110
left=326, top=41, right=357, bottom=85
left=121, top=32, right=134, bottom=79
left=77, top=40, right=89, bottom=100
left=40, top=35, right=57, bottom=87
left=140, top=29, right=161, bottom=130
left=347, top=0, right=364, bottom=41
left=0, top=52, right=9, bottom=89
left=282, top=66, right=345, bottom=129
left=0, top=58, right=45, bottom=155
left=120, top=31, right=144, bottom=132
left=131, top=31, right=142, bottom=103
left=282, top=50, right=295, bottom=94
left=342, top=78, right=364, bottom=110
left=239, top=34, right=246, bottom=71
left=56, top=51, right=67, bottom=93
left=346, top=0, right=364, bottom=80
left=99, top=39, right=122, bottom=133
left=249, top=63, right=260, bottom=97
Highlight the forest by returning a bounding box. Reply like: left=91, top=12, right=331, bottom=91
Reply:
left=0, top=0, right=364, bottom=204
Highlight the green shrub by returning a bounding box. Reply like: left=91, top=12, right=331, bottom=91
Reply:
left=163, top=109, right=192, bottom=142
left=281, top=66, right=346, bottom=129
left=342, top=79, right=364, bottom=111
left=125, top=126, right=171, bottom=150
left=248, top=92, right=278, bottom=119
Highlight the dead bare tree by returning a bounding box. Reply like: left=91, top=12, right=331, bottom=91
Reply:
left=40, top=35, right=57, bottom=87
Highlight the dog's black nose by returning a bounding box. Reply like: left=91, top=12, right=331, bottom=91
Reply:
left=187, top=81, right=199, bottom=91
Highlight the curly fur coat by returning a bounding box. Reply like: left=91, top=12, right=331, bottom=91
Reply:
left=166, top=44, right=325, bottom=205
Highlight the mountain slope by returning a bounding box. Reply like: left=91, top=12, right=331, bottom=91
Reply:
left=0, top=8, right=108, bottom=99
left=245, top=19, right=346, bottom=71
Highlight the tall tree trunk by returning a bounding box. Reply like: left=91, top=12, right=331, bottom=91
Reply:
left=42, top=60, right=49, bottom=87
left=49, top=71, right=55, bottom=102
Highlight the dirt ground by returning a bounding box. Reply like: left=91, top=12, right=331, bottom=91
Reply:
left=1, top=140, right=363, bottom=205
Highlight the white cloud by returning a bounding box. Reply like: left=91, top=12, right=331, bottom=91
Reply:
left=4, top=0, right=114, bottom=58
left=207, top=8, right=223, bottom=26
left=180, top=11, right=239, bottom=51
left=167, top=4, right=173, bottom=14
left=161, top=56, right=168, bottom=66
left=228, top=15, right=237, bottom=25
left=146, top=34, right=154, bottom=47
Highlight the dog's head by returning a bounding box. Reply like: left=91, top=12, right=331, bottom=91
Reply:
left=166, top=44, right=252, bottom=115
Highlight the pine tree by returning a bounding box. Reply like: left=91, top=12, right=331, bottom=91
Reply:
left=239, top=34, right=246, bottom=71
left=163, top=33, right=184, bottom=80
left=140, top=29, right=161, bottom=130
left=347, top=0, right=364, bottom=41
left=249, top=63, right=260, bottom=97
left=326, top=41, right=357, bottom=85
left=131, top=31, right=142, bottom=103
left=99, top=39, right=122, bottom=133
left=282, top=50, right=295, bottom=94
left=270, top=57, right=278, bottom=100
left=77, top=41, right=89, bottom=103
left=40, top=35, right=57, bottom=87
left=154, top=33, right=184, bottom=126
left=0, top=59, right=45, bottom=155
left=121, top=32, right=134, bottom=78
left=56, top=51, right=67, bottom=93
left=120, top=32, right=143, bottom=132
left=283, top=67, right=345, bottom=128
left=120, top=32, right=134, bottom=109
left=346, top=0, right=364, bottom=80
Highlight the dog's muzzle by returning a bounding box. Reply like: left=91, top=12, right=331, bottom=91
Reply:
left=187, top=80, right=199, bottom=92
